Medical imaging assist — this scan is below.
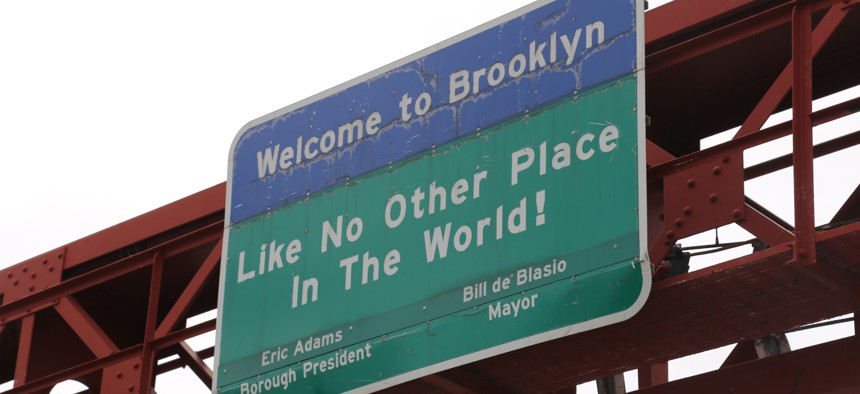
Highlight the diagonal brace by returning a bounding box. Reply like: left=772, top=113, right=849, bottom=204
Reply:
left=155, top=238, right=222, bottom=338
left=54, top=296, right=120, bottom=358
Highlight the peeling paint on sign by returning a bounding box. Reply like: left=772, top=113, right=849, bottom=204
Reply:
left=228, top=0, right=638, bottom=225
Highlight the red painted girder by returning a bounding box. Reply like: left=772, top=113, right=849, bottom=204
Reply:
left=59, top=183, right=224, bottom=270
left=635, top=335, right=860, bottom=394
left=732, top=1, right=849, bottom=140
left=647, top=90, right=860, bottom=182
left=792, top=1, right=816, bottom=265
left=646, top=139, right=677, bottom=167
left=645, top=0, right=764, bottom=44
left=719, top=339, right=759, bottom=368
left=832, top=184, right=860, bottom=224
left=647, top=1, right=793, bottom=74
left=14, top=315, right=34, bottom=386
left=791, top=258, right=860, bottom=305
left=154, top=346, right=214, bottom=376
left=0, top=221, right=221, bottom=325
left=54, top=296, right=119, bottom=358
left=155, top=238, right=222, bottom=338
left=745, top=128, right=860, bottom=181
left=101, top=359, right=143, bottom=394
left=0, top=248, right=63, bottom=306
left=3, top=318, right=215, bottom=394
left=645, top=0, right=843, bottom=65
left=178, top=341, right=213, bottom=389
left=738, top=199, right=794, bottom=246
left=638, top=362, right=668, bottom=389
left=137, top=251, right=164, bottom=394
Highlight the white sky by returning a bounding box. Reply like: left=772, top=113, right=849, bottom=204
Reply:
left=0, top=0, right=547, bottom=266
left=2, top=1, right=856, bottom=393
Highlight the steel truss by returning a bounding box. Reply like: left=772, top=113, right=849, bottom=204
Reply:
left=2, top=0, right=860, bottom=392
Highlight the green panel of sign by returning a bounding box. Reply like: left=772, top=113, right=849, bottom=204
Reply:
left=218, top=75, right=647, bottom=393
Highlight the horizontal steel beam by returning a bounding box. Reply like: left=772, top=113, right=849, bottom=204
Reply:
left=635, top=335, right=860, bottom=394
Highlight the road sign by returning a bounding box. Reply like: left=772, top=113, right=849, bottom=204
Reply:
left=216, top=1, right=648, bottom=393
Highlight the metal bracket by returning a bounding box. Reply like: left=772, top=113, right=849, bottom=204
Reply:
left=662, top=153, right=746, bottom=243
left=101, top=358, right=143, bottom=394
left=0, top=248, right=64, bottom=323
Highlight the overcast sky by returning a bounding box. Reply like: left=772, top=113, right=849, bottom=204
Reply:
left=0, top=0, right=554, bottom=266
left=3, top=1, right=856, bottom=393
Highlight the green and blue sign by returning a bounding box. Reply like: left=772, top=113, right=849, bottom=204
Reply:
left=216, top=1, right=648, bottom=393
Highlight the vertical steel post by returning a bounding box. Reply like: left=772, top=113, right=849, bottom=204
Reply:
left=791, top=1, right=815, bottom=265
left=139, top=252, right=164, bottom=394
left=638, top=362, right=668, bottom=388
left=13, top=315, right=35, bottom=387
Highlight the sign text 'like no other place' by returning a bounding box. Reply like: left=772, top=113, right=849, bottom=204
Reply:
left=216, top=1, right=648, bottom=393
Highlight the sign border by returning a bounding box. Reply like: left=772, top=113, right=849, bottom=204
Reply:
left=213, top=0, right=649, bottom=392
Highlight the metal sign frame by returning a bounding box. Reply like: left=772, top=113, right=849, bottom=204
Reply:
left=215, top=1, right=648, bottom=392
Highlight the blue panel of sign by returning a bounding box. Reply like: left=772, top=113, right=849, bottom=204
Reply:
left=229, top=0, right=637, bottom=225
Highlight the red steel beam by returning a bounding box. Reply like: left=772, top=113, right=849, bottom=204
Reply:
left=177, top=341, right=213, bottom=389
left=792, top=259, right=860, bottom=305
left=13, top=315, right=34, bottom=386
left=745, top=128, right=860, bottom=180
left=792, top=1, right=816, bottom=265
left=719, top=340, right=758, bottom=368
left=0, top=221, right=221, bottom=325
left=636, top=335, right=860, bottom=394
left=832, top=183, right=860, bottom=223
left=60, top=184, right=225, bottom=270
left=420, top=375, right=478, bottom=393
left=646, top=139, right=677, bottom=167
left=154, top=346, right=214, bottom=376
left=644, top=0, right=761, bottom=44
left=732, top=1, right=848, bottom=140
left=433, top=369, right=519, bottom=393
left=647, top=145, right=792, bottom=263
left=139, top=252, right=164, bottom=394
left=638, top=362, right=668, bottom=388
left=54, top=297, right=119, bottom=358
left=740, top=197, right=794, bottom=245
left=4, top=319, right=216, bottom=394
left=155, top=238, right=222, bottom=338
left=647, top=95, right=860, bottom=182
left=647, top=1, right=793, bottom=74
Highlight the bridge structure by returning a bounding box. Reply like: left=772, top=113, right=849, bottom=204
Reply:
left=2, top=0, right=860, bottom=392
